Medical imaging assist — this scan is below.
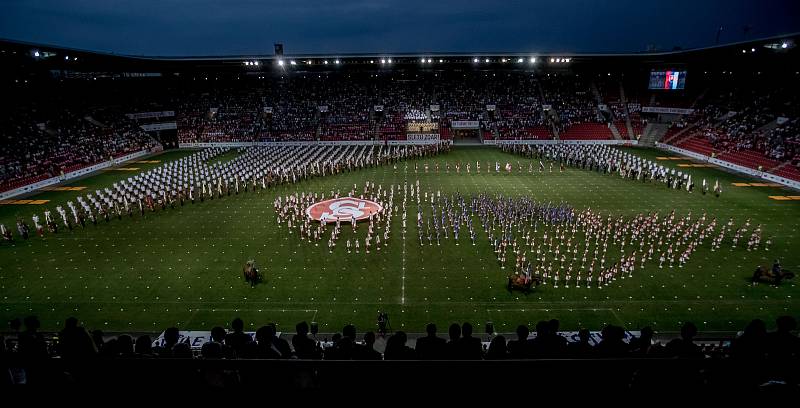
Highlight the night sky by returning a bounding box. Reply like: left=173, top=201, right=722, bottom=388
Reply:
left=1, top=0, right=799, bottom=56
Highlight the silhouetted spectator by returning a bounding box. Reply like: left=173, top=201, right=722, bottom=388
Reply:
left=456, top=322, right=483, bottom=360
left=766, top=316, right=800, bottom=360
left=730, top=319, right=768, bottom=360
left=134, top=335, right=154, bottom=357
left=486, top=335, right=508, bottom=359
left=225, top=318, right=252, bottom=357
left=549, top=319, right=568, bottom=354
left=415, top=323, right=446, bottom=360
left=17, top=316, right=48, bottom=361
left=595, top=325, right=629, bottom=358
left=243, top=326, right=281, bottom=359
left=269, top=323, right=292, bottom=358
left=568, top=328, right=595, bottom=358
left=201, top=341, right=223, bottom=359
left=116, top=335, right=134, bottom=358
left=355, top=331, right=382, bottom=360
left=56, top=317, right=96, bottom=360
left=202, top=326, right=233, bottom=359
left=446, top=323, right=461, bottom=359
left=527, top=320, right=553, bottom=358
left=665, top=322, right=703, bottom=358
left=507, top=325, right=530, bottom=359
left=384, top=331, right=414, bottom=360
left=292, top=321, right=321, bottom=359
left=172, top=342, right=193, bottom=358
left=629, top=327, right=656, bottom=357
left=153, top=327, right=180, bottom=357
left=327, top=324, right=357, bottom=360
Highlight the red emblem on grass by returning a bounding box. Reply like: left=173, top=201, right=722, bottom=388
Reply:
left=305, top=198, right=383, bottom=222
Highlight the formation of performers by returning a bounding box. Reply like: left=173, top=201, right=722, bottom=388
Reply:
left=274, top=181, right=397, bottom=254
left=499, top=143, right=724, bottom=196
left=273, top=165, right=769, bottom=290
left=413, top=188, right=767, bottom=288
left=0, top=142, right=449, bottom=243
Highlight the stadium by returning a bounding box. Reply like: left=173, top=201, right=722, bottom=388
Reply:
left=0, top=1, right=799, bottom=393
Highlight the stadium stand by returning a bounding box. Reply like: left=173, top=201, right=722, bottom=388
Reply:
left=1, top=314, right=797, bottom=392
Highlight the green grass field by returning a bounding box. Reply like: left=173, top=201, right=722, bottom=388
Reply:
left=0, top=146, right=798, bottom=334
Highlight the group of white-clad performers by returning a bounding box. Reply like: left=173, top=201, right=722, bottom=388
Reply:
left=0, top=143, right=448, bottom=243
left=274, top=181, right=397, bottom=254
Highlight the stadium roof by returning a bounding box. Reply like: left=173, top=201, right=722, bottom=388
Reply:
left=1, top=33, right=797, bottom=76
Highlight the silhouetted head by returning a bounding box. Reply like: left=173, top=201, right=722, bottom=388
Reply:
left=210, top=326, right=226, bottom=343
left=231, top=318, right=244, bottom=332
left=296, top=321, right=309, bottom=336
left=64, top=317, right=79, bottom=329
left=343, top=324, right=356, bottom=339
left=393, top=331, right=407, bottom=345
left=462, top=322, right=473, bottom=337
left=680, top=322, right=697, bottom=341
left=256, top=326, right=271, bottom=343
left=743, top=319, right=767, bottom=337
left=549, top=319, right=560, bottom=334
left=516, top=325, right=530, bottom=340
left=164, top=327, right=180, bottom=346
left=448, top=323, right=461, bottom=340
left=135, top=335, right=152, bottom=354
left=425, top=323, right=437, bottom=336
left=535, top=320, right=550, bottom=336
left=363, top=331, right=376, bottom=345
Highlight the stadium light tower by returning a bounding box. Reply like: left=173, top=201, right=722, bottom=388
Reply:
left=529, top=57, right=536, bottom=63
left=473, top=57, right=479, bottom=63
left=277, top=60, right=284, bottom=66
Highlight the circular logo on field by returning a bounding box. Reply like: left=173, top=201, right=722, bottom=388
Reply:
left=306, top=198, right=383, bottom=222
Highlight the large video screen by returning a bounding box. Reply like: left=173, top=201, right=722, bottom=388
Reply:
left=649, top=70, right=686, bottom=90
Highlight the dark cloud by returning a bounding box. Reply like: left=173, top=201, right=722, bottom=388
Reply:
left=1, top=0, right=798, bottom=56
